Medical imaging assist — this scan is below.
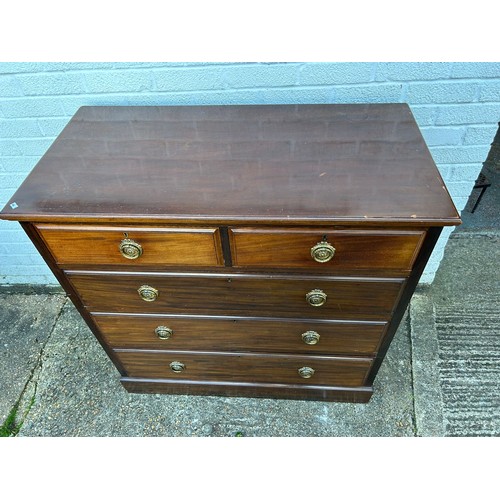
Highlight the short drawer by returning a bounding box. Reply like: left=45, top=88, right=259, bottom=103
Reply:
left=35, top=224, right=223, bottom=267
left=93, top=314, right=387, bottom=356
left=67, top=271, right=404, bottom=321
left=229, top=228, right=425, bottom=273
left=115, top=350, right=373, bottom=387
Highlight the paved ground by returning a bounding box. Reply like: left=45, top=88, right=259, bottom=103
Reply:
left=431, top=234, right=500, bottom=436
left=410, top=233, right=500, bottom=437
left=1, top=166, right=498, bottom=436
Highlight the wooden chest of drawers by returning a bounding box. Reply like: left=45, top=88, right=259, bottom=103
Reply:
left=0, top=104, right=461, bottom=402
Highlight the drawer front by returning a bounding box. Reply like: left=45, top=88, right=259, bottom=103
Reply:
left=115, top=350, right=373, bottom=387
left=68, top=272, right=404, bottom=320
left=36, top=224, right=223, bottom=267
left=93, top=314, right=387, bottom=356
left=229, top=228, right=425, bottom=272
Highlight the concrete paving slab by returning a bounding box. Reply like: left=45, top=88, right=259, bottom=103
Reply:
left=0, top=291, right=66, bottom=427
left=18, top=301, right=415, bottom=437
left=430, top=233, right=500, bottom=436
left=409, top=292, right=445, bottom=436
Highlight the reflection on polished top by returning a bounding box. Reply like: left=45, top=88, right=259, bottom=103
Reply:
left=1, top=104, right=461, bottom=225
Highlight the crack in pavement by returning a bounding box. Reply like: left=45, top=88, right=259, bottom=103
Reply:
left=7, top=297, right=68, bottom=436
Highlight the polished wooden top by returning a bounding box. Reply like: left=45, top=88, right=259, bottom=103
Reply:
left=1, top=104, right=460, bottom=225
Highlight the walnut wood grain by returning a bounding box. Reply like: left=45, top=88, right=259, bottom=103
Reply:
left=229, top=227, right=425, bottom=273
left=0, top=104, right=461, bottom=226
left=92, top=314, right=387, bottom=356
left=35, top=224, right=223, bottom=267
left=67, top=271, right=404, bottom=320
left=115, top=349, right=373, bottom=387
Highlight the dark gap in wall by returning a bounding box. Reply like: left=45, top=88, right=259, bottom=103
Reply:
left=484, top=124, right=500, bottom=173
left=457, top=122, right=500, bottom=232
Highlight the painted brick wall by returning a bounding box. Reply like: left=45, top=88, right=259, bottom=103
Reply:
left=1, top=62, right=499, bottom=284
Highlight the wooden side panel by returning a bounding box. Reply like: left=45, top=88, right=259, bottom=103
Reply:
left=366, top=226, right=443, bottom=384
left=93, top=314, right=387, bottom=356
left=230, top=228, right=425, bottom=273
left=35, top=224, right=223, bottom=267
left=115, top=350, right=373, bottom=387
left=67, top=272, right=405, bottom=321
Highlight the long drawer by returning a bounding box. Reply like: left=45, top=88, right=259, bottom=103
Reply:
left=93, top=314, right=387, bottom=356
left=35, top=224, right=224, bottom=267
left=68, top=271, right=405, bottom=320
left=115, top=349, right=373, bottom=387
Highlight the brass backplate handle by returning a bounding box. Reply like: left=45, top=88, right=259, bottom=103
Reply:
left=155, top=326, right=173, bottom=340
left=298, top=366, right=315, bottom=379
left=310, top=241, right=335, bottom=263
left=170, top=361, right=185, bottom=373
left=119, top=237, right=143, bottom=259
left=306, top=289, right=327, bottom=307
left=137, top=284, right=158, bottom=302
left=302, top=330, right=320, bottom=345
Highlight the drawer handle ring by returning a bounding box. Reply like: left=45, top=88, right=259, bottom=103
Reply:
left=137, top=284, right=158, bottom=302
left=119, top=237, right=143, bottom=259
left=170, top=361, right=185, bottom=373
left=155, top=326, right=173, bottom=340
left=311, top=241, right=335, bottom=263
left=302, top=330, right=320, bottom=345
left=306, top=289, right=327, bottom=307
left=298, top=366, right=315, bottom=379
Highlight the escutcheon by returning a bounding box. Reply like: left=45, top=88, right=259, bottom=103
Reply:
left=310, top=241, right=335, bottom=263
left=119, top=237, right=143, bottom=259
left=301, top=330, right=320, bottom=345
left=155, top=326, right=173, bottom=340
left=137, top=284, right=158, bottom=302
left=306, top=289, right=327, bottom=307
left=170, top=361, right=185, bottom=373
left=298, top=366, right=315, bottom=379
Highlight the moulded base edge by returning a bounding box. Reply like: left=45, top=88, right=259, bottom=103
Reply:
left=120, top=377, right=373, bottom=403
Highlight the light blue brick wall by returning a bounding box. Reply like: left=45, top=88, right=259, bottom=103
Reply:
left=1, top=62, right=499, bottom=284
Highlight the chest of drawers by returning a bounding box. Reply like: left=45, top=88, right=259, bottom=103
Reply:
left=0, top=104, right=461, bottom=402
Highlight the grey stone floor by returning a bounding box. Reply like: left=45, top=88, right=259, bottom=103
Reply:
left=1, top=169, right=498, bottom=436
left=410, top=233, right=500, bottom=437
left=429, top=233, right=500, bottom=436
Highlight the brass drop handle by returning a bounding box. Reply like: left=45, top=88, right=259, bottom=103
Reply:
left=306, top=289, right=327, bottom=307
left=298, top=366, right=315, bottom=379
left=119, top=237, right=143, bottom=259
left=310, top=240, right=335, bottom=263
left=137, top=284, right=158, bottom=302
left=170, top=361, right=185, bottom=373
left=155, top=326, right=173, bottom=340
left=302, top=330, right=320, bottom=345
